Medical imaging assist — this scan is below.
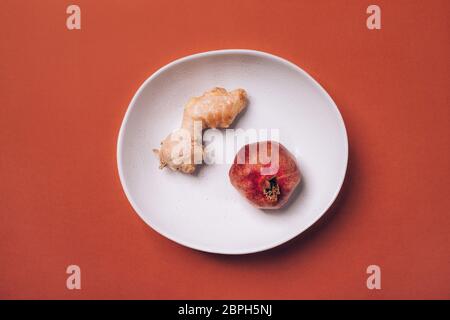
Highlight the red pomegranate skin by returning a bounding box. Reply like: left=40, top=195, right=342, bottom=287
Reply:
left=229, top=141, right=301, bottom=209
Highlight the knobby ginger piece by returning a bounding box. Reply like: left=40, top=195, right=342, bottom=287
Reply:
left=153, top=87, right=248, bottom=173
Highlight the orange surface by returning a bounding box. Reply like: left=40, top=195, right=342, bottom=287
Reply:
left=1, top=0, right=449, bottom=299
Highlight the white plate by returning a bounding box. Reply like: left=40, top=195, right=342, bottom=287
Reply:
left=117, top=49, right=348, bottom=254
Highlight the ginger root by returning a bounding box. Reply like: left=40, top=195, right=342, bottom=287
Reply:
left=154, top=87, right=248, bottom=173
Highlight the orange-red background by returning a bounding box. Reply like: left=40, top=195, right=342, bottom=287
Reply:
left=1, top=0, right=449, bottom=299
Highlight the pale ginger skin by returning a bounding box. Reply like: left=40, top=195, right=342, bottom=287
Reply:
left=154, top=87, right=248, bottom=173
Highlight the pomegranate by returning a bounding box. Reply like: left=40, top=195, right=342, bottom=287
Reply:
left=229, top=141, right=301, bottom=209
